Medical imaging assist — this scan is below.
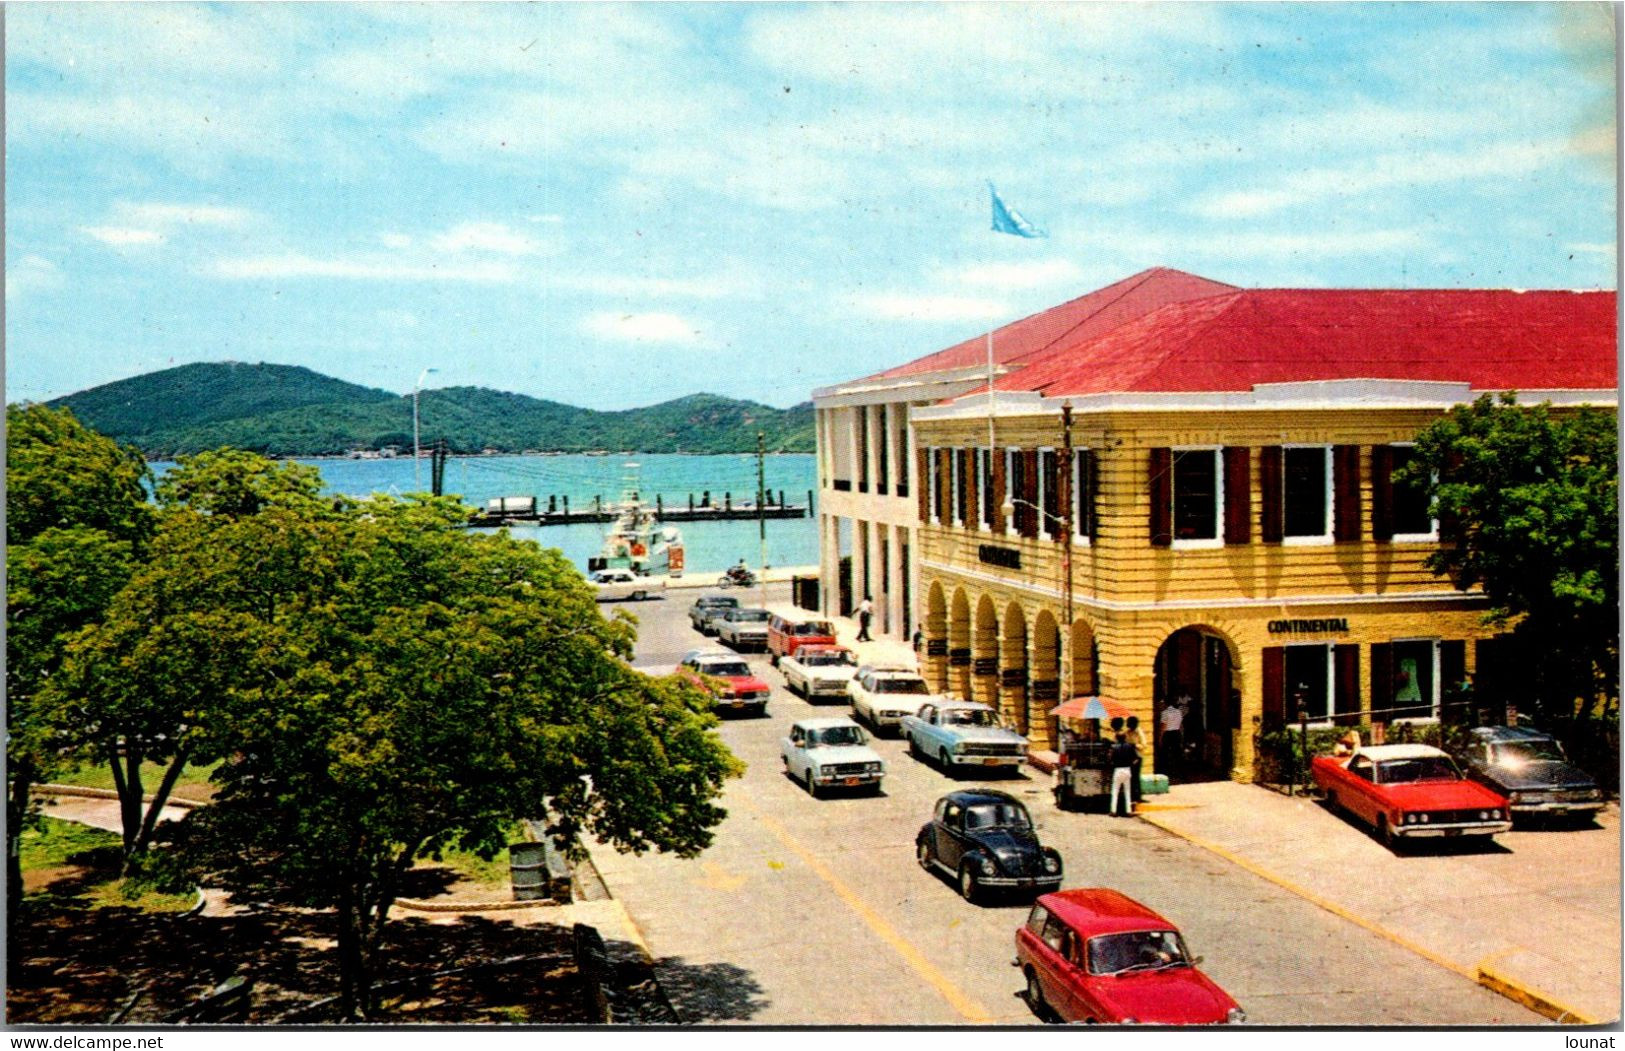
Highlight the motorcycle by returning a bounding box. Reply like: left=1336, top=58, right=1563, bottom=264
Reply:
left=717, top=566, right=757, bottom=588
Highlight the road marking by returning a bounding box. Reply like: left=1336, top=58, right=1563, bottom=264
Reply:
left=697, top=861, right=748, bottom=892
left=737, top=796, right=996, bottom=1024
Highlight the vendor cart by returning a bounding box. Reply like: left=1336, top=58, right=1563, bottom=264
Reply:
left=1053, top=739, right=1116, bottom=811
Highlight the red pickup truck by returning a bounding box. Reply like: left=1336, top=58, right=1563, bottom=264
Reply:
left=1311, top=744, right=1511, bottom=850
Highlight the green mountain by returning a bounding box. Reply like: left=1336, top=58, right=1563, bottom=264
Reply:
left=42, top=362, right=815, bottom=458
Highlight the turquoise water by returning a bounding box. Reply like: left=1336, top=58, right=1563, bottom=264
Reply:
left=156, top=453, right=819, bottom=576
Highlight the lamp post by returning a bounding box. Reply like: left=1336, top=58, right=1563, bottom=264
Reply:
left=1002, top=492, right=1076, bottom=712
left=413, top=367, right=438, bottom=492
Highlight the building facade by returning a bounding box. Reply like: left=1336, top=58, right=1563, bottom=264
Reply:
left=814, top=269, right=1616, bottom=781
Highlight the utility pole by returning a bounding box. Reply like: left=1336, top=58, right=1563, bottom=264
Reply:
left=757, top=431, right=768, bottom=606
left=1061, top=402, right=1075, bottom=704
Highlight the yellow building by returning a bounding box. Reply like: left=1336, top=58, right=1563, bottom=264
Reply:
left=813, top=269, right=1617, bottom=782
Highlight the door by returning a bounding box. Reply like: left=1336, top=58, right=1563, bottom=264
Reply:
left=935, top=801, right=967, bottom=870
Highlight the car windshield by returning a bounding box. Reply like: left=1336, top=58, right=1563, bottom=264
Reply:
left=1087, top=931, right=1190, bottom=975
left=793, top=622, right=834, bottom=635
left=803, top=652, right=855, bottom=667
left=701, top=662, right=752, bottom=677
left=701, top=599, right=738, bottom=609
left=809, top=726, right=864, bottom=747
left=1491, top=739, right=1567, bottom=765
left=732, top=610, right=769, bottom=622
left=878, top=678, right=929, bottom=695
left=963, top=802, right=1031, bottom=830
left=1377, top=757, right=1460, bottom=784
left=944, top=708, right=1001, bottom=728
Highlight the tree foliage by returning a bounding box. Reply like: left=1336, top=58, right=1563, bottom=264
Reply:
left=6, top=404, right=153, bottom=912
left=69, top=466, right=738, bottom=1018
left=1407, top=393, right=1619, bottom=714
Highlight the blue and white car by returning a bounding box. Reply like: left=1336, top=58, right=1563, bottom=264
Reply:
left=902, top=700, right=1028, bottom=771
left=780, top=717, right=885, bottom=798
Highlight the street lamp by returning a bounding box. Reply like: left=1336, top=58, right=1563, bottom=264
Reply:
left=413, top=367, right=438, bottom=492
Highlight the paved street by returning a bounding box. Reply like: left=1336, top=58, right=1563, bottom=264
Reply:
left=586, top=584, right=1549, bottom=1026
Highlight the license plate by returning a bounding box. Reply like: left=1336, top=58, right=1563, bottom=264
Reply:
left=1444, top=829, right=1461, bottom=837
left=1552, top=807, right=1569, bottom=815
left=983, top=758, right=1002, bottom=766
left=730, top=701, right=745, bottom=708
left=844, top=777, right=860, bottom=786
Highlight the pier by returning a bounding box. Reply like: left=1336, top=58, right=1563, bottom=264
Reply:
left=467, top=489, right=814, bottom=528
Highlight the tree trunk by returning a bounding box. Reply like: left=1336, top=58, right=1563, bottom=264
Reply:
left=109, top=743, right=145, bottom=860
left=132, top=748, right=189, bottom=860
left=8, top=759, right=36, bottom=920
left=336, top=889, right=367, bottom=1021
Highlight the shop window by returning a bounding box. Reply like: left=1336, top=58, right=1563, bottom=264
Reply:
left=1283, top=446, right=1331, bottom=542
left=1284, top=644, right=1333, bottom=723
left=1172, top=448, right=1221, bottom=547
left=1384, top=639, right=1437, bottom=721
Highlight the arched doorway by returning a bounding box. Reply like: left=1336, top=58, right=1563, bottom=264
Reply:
left=924, top=582, right=948, bottom=693
left=1030, top=611, right=1061, bottom=751
left=948, top=588, right=972, bottom=700
left=972, top=595, right=1000, bottom=709
left=1001, top=603, right=1029, bottom=734
left=1153, top=626, right=1239, bottom=782
left=1069, top=618, right=1097, bottom=698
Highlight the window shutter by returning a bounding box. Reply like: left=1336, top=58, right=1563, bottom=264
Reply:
left=1262, top=646, right=1285, bottom=730
left=1440, top=640, right=1466, bottom=713
left=935, top=448, right=950, bottom=523
left=1223, top=447, right=1250, bottom=544
left=1334, top=644, right=1361, bottom=726
left=1148, top=447, right=1172, bottom=547
left=956, top=449, right=970, bottom=525
left=917, top=446, right=930, bottom=522
left=991, top=448, right=1007, bottom=533
left=1259, top=446, right=1283, bottom=543
left=1371, top=446, right=1394, bottom=541
left=1369, top=643, right=1392, bottom=722
left=1021, top=449, right=1039, bottom=539
left=1087, top=448, right=1100, bottom=539
left=1334, top=445, right=1362, bottom=542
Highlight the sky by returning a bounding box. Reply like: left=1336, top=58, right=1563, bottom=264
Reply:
left=5, top=2, right=1617, bottom=411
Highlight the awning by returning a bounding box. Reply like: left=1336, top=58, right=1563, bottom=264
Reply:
left=1051, top=695, right=1133, bottom=722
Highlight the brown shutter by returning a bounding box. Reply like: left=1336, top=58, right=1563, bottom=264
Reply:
left=1369, top=643, right=1392, bottom=722
left=955, top=448, right=969, bottom=525
left=1021, top=449, right=1039, bottom=539
left=1086, top=448, right=1100, bottom=539
left=991, top=448, right=1007, bottom=533
left=916, top=446, right=930, bottom=522
left=1440, top=640, right=1466, bottom=716
left=1333, top=445, right=1362, bottom=542
left=1149, top=447, right=1172, bottom=547
left=1041, top=450, right=1060, bottom=538
left=1223, top=446, right=1250, bottom=544
left=935, top=449, right=950, bottom=523
left=1371, top=445, right=1394, bottom=541
left=1262, top=646, right=1285, bottom=730
left=1334, top=644, right=1361, bottom=726
left=1259, top=446, right=1283, bottom=543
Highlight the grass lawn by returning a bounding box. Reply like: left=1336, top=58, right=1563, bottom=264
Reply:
left=51, top=760, right=220, bottom=803
left=21, top=816, right=197, bottom=914
left=420, top=822, right=532, bottom=888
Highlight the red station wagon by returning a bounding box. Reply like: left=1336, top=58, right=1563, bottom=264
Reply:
left=1015, top=889, right=1244, bottom=1026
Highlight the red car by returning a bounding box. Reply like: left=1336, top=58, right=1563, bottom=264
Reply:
left=1310, top=743, right=1511, bottom=850
left=1015, top=889, right=1244, bottom=1025
left=678, top=649, right=772, bottom=717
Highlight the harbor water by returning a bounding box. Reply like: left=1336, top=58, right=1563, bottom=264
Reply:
left=157, top=452, right=819, bottom=577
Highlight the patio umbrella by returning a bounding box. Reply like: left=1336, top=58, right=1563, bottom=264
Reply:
left=1051, top=695, right=1133, bottom=722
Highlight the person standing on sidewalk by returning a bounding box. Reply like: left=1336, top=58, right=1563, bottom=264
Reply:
left=1125, top=715, right=1146, bottom=802
left=1159, top=699, right=1185, bottom=779
left=1109, top=733, right=1138, bottom=817
left=855, top=596, right=874, bottom=642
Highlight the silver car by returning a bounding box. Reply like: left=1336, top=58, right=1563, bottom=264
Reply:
left=715, top=608, right=770, bottom=651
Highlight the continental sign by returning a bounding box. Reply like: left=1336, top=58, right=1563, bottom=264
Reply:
left=1267, top=618, right=1350, bottom=634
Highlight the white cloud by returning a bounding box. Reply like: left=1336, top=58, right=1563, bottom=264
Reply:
left=430, top=222, right=544, bottom=256
left=582, top=311, right=707, bottom=345
left=209, top=253, right=518, bottom=283
left=379, top=233, right=413, bottom=250
left=81, top=226, right=167, bottom=247
left=1567, top=243, right=1614, bottom=256
left=852, top=293, right=1008, bottom=323
left=5, top=255, right=64, bottom=301
left=117, top=202, right=253, bottom=228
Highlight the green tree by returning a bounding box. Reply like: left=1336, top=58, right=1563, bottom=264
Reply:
left=1407, top=393, right=1619, bottom=717
left=6, top=404, right=153, bottom=913
left=98, top=487, right=736, bottom=1018
left=153, top=446, right=324, bottom=516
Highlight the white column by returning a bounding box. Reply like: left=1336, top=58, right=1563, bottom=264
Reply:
left=820, top=513, right=839, bottom=619
left=886, top=524, right=903, bottom=639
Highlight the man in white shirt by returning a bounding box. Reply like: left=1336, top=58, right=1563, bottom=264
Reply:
left=1159, top=698, right=1186, bottom=777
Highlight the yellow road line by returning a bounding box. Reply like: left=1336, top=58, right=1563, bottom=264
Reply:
left=738, top=796, right=996, bottom=1024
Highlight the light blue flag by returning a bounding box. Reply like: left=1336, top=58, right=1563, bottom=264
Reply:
left=989, top=182, right=1046, bottom=238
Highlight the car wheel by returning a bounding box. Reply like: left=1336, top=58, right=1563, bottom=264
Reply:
left=1025, top=968, right=1050, bottom=1022
left=957, top=862, right=980, bottom=904
left=754, top=704, right=768, bottom=718
left=908, top=735, right=923, bottom=759
left=916, top=839, right=933, bottom=871
left=805, top=770, right=820, bottom=799
left=939, top=749, right=954, bottom=773
left=631, top=590, right=647, bottom=601
left=1325, top=790, right=1339, bottom=814
left=1377, top=815, right=1399, bottom=850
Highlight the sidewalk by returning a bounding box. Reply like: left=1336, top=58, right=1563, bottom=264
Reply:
left=1136, top=780, right=1621, bottom=1025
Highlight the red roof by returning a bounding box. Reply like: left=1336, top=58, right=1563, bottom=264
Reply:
left=996, top=286, right=1619, bottom=397
left=863, top=267, right=1237, bottom=382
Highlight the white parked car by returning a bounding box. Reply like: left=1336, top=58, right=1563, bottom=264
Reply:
left=590, top=568, right=656, bottom=602
left=715, top=608, right=771, bottom=651
left=847, top=665, right=935, bottom=735
left=780, top=717, right=884, bottom=798
left=779, top=645, right=859, bottom=702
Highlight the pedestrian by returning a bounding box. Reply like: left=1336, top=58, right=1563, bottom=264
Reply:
left=1159, top=698, right=1185, bottom=778
left=856, top=595, right=874, bottom=642
left=1109, top=732, right=1138, bottom=817
left=1125, top=715, right=1145, bottom=802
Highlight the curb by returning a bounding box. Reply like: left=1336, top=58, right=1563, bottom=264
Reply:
left=37, top=784, right=204, bottom=808
left=394, top=896, right=563, bottom=913
left=1138, top=809, right=1604, bottom=1024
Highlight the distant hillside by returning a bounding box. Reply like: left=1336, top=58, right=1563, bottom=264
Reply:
left=43, top=362, right=815, bottom=457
